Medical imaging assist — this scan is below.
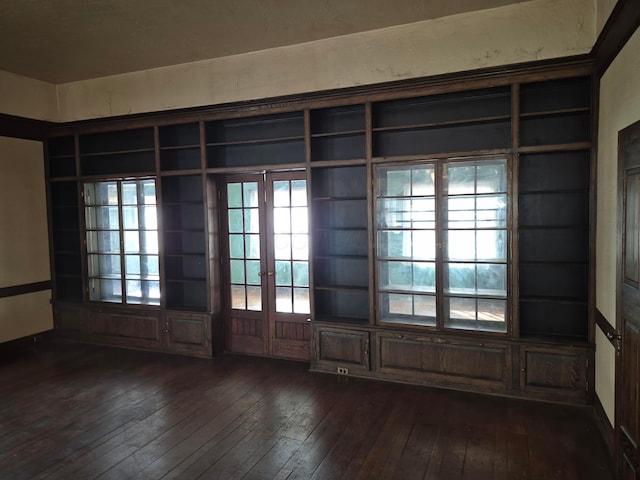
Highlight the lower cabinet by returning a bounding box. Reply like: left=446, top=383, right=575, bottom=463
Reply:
left=53, top=302, right=214, bottom=358
left=311, top=326, right=370, bottom=374
left=310, top=322, right=591, bottom=404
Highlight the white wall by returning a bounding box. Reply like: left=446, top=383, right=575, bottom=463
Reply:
left=56, top=0, right=595, bottom=121
left=596, top=24, right=640, bottom=426
left=0, top=136, right=53, bottom=342
left=0, top=70, right=58, bottom=121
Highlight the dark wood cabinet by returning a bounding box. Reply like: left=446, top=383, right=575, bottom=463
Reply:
left=311, top=326, right=370, bottom=373
left=46, top=61, right=595, bottom=402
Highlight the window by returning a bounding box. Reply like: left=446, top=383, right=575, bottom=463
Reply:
left=84, top=179, right=160, bottom=305
left=376, top=157, right=508, bottom=333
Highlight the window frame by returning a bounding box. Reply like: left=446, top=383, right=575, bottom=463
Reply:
left=374, top=155, right=512, bottom=335
left=83, top=177, right=161, bottom=306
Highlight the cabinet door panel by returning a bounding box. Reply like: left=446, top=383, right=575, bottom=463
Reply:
left=312, top=327, right=370, bottom=372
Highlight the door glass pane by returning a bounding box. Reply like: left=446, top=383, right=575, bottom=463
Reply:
left=227, top=183, right=242, bottom=208
left=227, top=181, right=263, bottom=312
left=246, top=286, right=262, bottom=311
left=273, top=181, right=290, bottom=207
left=273, top=179, right=309, bottom=314
left=276, top=287, right=293, bottom=313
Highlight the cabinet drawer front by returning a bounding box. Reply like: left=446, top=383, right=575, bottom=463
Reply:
left=314, top=327, right=370, bottom=371
left=378, top=334, right=511, bottom=389
left=88, top=311, right=161, bottom=347
left=520, top=347, right=587, bottom=401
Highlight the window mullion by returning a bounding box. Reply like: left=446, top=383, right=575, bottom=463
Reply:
left=435, top=160, right=445, bottom=331
left=116, top=181, right=126, bottom=304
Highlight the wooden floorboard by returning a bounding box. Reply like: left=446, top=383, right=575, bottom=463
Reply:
left=0, top=342, right=613, bottom=480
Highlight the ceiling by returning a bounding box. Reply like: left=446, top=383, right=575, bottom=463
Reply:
left=0, top=0, right=529, bottom=84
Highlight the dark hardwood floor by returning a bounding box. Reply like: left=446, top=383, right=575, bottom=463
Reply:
left=0, top=342, right=612, bottom=480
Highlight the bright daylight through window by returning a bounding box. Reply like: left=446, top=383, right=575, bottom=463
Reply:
left=376, top=158, right=508, bottom=332
left=84, top=179, right=160, bottom=305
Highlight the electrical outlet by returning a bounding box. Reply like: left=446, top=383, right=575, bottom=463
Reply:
left=337, top=367, right=349, bottom=375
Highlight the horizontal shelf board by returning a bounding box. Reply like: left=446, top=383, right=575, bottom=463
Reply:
left=161, top=201, right=204, bottom=206
left=206, top=162, right=306, bottom=173
left=443, top=291, right=507, bottom=299
left=518, top=188, right=590, bottom=195
left=518, top=260, right=589, bottom=266
left=160, top=144, right=200, bottom=151
left=160, top=169, right=203, bottom=176
left=310, top=129, right=366, bottom=139
left=80, top=147, right=155, bottom=158
left=49, top=176, right=79, bottom=182
left=206, top=135, right=304, bottom=147
left=313, top=227, right=368, bottom=233
left=309, top=159, right=367, bottom=167
left=124, top=276, right=161, bottom=281
left=312, top=316, right=370, bottom=325
left=80, top=171, right=157, bottom=180
left=314, top=285, right=369, bottom=291
left=88, top=274, right=122, bottom=280
left=379, top=287, right=436, bottom=295
left=311, top=196, right=367, bottom=202
left=519, top=297, right=588, bottom=305
left=517, top=142, right=591, bottom=153
left=313, top=255, right=369, bottom=260
left=49, top=154, right=76, bottom=160
left=165, top=277, right=207, bottom=283
left=519, top=107, right=590, bottom=119
left=372, top=114, right=511, bottom=133
left=372, top=148, right=511, bottom=163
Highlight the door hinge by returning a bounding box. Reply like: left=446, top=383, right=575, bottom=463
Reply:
left=605, top=331, right=622, bottom=356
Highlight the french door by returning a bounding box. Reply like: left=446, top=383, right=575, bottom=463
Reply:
left=222, top=171, right=311, bottom=360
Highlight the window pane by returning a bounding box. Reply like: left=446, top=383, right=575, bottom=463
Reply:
left=230, top=260, right=245, bottom=284
left=476, top=163, right=506, bottom=193
left=446, top=165, right=476, bottom=195
left=447, top=297, right=476, bottom=321
left=243, top=182, right=258, bottom=207
left=245, top=234, right=260, bottom=259
left=291, top=180, right=307, bottom=206
left=412, top=167, right=435, bottom=196
left=293, top=288, right=310, bottom=314
left=231, top=285, right=246, bottom=309
left=228, top=210, right=244, bottom=233
left=86, top=206, right=119, bottom=230
left=138, top=205, right=158, bottom=230
left=273, top=207, right=290, bottom=233
left=477, top=264, right=507, bottom=295
left=229, top=234, right=245, bottom=258
left=445, top=263, right=476, bottom=293
left=377, top=198, right=411, bottom=228
left=291, top=234, right=308, bottom=260
left=87, top=231, right=120, bottom=254
left=122, top=206, right=139, bottom=229
left=245, top=260, right=261, bottom=285
left=291, top=207, right=308, bottom=233
left=378, top=230, right=410, bottom=259
left=478, top=299, right=506, bottom=323
left=275, top=261, right=292, bottom=286
left=88, top=254, right=120, bottom=278
left=378, top=168, right=410, bottom=197
left=379, top=292, right=436, bottom=327
left=227, top=183, right=242, bottom=208
left=292, top=261, right=309, bottom=287
left=273, top=181, right=290, bottom=207
left=276, top=287, right=292, bottom=313
left=413, top=262, right=436, bottom=291
left=89, top=278, right=121, bottom=302
left=246, top=286, right=261, bottom=311
left=244, top=209, right=260, bottom=233
left=121, top=182, right=139, bottom=205
left=125, top=255, right=159, bottom=279
left=446, top=230, right=476, bottom=261
left=412, top=231, right=436, bottom=260
left=274, top=234, right=291, bottom=260
left=85, top=182, right=118, bottom=206
left=476, top=230, right=506, bottom=261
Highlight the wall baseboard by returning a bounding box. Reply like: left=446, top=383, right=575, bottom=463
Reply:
left=594, top=392, right=615, bottom=462
left=0, top=330, right=55, bottom=358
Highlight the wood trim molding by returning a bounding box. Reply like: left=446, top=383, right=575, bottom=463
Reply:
left=596, top=308, right=619, bottom=347
left=0, top=280, right=52, bottom=300
left=594, top=392, right=615, bottom=462
left=591, top=0, right=640, bottom=77
left=0, top=329, right=55, bottom=354
left=0, top=113, right=51, bottom=141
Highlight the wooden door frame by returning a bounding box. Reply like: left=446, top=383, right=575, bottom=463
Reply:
left=615, top=118, right=640, bottom=475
